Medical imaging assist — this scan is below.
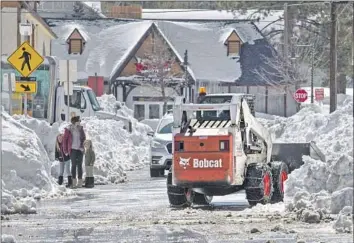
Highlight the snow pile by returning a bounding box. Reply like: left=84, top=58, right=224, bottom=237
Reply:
left=1, top=107, right=70, bottom=215
left=77, top=115, right=151, bottom=184
left=333, top=206, right=353, bottom=233
left=259, top=95, right=353, bottom=223
left=140, top=119, right=160, bottom=131
left=97, top=94, right=134, bottom=118
left=1, top=234, right=16, bottom=243
left=12, top=115, right=60, bottom=161
left=53, top=95, right=152, bottom=184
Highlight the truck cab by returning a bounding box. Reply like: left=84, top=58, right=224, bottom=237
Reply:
left=49, top=84, right=102, bottom=124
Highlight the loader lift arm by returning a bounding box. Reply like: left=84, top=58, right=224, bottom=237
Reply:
left=241, top=99, right=273, bottom=163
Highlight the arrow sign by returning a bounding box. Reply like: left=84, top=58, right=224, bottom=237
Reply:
left=20, top=84, right=31, bottom=91
left=15, top=81, right=37, bottom=94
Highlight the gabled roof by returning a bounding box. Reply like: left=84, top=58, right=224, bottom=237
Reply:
left=237, top=39, right=283, bottom=86
left=109, top=22, right=196, bottom=83
left=47, top=18, right=280, bottom=85
left=65, top=28, right=87, bottom=43
left=47, top=19, right=150, bottom=79
left=155, top=21, right=264, bottom=83
left=222, top=30, right=239, bottom=44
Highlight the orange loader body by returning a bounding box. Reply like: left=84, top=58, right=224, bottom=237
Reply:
left=173, top=134, right=234, bottom=187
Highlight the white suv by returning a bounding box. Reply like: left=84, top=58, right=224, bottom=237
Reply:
left=148, top=113, right=173, bottom=177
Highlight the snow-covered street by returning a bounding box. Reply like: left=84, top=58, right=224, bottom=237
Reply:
left=1, top=168, right=353, bottom=243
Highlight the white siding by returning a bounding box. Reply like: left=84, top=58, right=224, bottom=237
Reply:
left=1, top=7, right=18, bottom=56
left=22, top=12, right=52, bottom=56
left=249, top=86, right=266, bottom=113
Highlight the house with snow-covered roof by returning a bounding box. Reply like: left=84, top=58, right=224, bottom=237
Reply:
left=46, top=18, right=297, bottom=120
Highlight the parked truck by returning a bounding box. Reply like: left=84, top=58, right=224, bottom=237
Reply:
left=167, top=91, right=325, bottom=207
left=47, top=83, right=131, bottom=132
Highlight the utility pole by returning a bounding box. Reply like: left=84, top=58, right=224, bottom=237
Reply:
left=183, top=49, right=189, bottom=102
left=352, top=2, right=354, bottom=104
left=329, top=2, right=337, bottom=113
left=283, top=3, right=289, bottom=116
left=311, top=45, right=315, bottom=103
left=283, top=3, right=289, bottom=62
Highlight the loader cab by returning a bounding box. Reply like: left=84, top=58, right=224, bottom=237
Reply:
left=52, top=85, right=102, bottom=123
left=197, top=94, right=233, bottom=120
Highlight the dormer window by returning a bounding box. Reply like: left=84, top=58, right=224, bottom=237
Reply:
left=223, top=30, right=243, bottom=58
left=66, top=28, right=86, bottom=55
left=227, top=40, right=241, bottom=57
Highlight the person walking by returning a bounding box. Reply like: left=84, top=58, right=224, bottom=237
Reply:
left=83, top=140, right=95, bottom=188
left=55, top=134, right=72, bottom=188
left=63, top=116, right=86, bottom=188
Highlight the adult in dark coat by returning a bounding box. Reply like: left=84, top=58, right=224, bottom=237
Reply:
left=63, top=116, right=86, bottom=188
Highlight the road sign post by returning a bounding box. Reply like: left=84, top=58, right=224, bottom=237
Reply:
left=2, top=73, right=16, bottom=115
left=7, top=24, right=43, bottom=116
left=7, top=39, right=43, bottom=116
left=315, top=88, right=324, bottom=104
left=294, top=88, right=308, bottom=103
left=59, top=59, right=77, bottom=122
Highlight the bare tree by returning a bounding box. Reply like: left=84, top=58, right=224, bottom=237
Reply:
left=253, top=34, right=327, bottom=94
left=133, top=36, right=184, bottom=114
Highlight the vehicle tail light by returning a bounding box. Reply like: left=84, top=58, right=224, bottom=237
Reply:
left=219, top=140, right=229, bottom=151
left=174, top=141, right=184, bottom=152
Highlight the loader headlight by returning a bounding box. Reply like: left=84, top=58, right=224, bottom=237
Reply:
left=220, top=140, right=229, bottom=151
left=151, top=140, right=164, bottom=149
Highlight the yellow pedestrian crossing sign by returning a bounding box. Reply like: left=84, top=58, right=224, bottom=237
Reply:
left=7, top=41, right=44, bottom=77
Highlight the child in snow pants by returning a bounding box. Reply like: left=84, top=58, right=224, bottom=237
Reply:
left=55, top=134, right=72, bottom=187
left=83, top=140, right=95, bottom=188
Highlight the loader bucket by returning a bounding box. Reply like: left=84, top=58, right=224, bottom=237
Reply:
left=271, top=141, right=326, bottom=173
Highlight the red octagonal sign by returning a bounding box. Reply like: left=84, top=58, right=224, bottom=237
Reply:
left=294, top=89, right=308, bottom=103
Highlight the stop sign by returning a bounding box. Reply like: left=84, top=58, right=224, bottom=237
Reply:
left=294, top=89, right=308, bottom=103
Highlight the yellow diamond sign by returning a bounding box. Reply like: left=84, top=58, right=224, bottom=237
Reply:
left=7, top=41, right=44, bottom=77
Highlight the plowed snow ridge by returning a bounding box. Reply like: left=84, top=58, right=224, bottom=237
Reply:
left=259, top=94, right=353, bottom=231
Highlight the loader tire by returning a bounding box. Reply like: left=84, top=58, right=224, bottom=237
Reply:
left=193, top=192, right=213, bottom=205
left=244, top=164, right=273, bottom=206
left=167, top=171, right=193, bottom=208
left=270, top=161, right=289, bottom=203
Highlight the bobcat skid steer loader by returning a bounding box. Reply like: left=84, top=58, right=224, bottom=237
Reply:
left=167, top=93, right=325, bottom=208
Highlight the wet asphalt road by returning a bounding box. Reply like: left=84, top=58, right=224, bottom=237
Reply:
left=1, top=168, right=353, bottom=243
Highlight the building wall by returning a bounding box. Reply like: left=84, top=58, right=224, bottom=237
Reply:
left=228, top=85, right=298, bottom=117
left=1, top=7, right=19, bottom=56
left=22, top=12, right=52, bottom=56
left=116, top=85, right=178, bottom=120
left=227, top=31, right=242, bottom=43
left=0, top=7, right=53, bottom=57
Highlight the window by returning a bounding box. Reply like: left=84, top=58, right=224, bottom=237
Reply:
left=196, top=95, right=232, bottom=121
left=87, top=89, right=101, bottom=111
left=69, top=39, right=83, bottom=54
left=64, top=90, right=86, bottom=109
left=134, top=104, right=145, bottom=121
left=149, top=104, right=160, bottom=119
left=167, top=105, right=173, bottom=111
left=227, top=41, right=241, bottom=56
left=157, top=122, right=173, bottom=134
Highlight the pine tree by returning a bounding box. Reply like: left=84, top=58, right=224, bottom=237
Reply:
left=72, top=1, right=85, bottom=19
